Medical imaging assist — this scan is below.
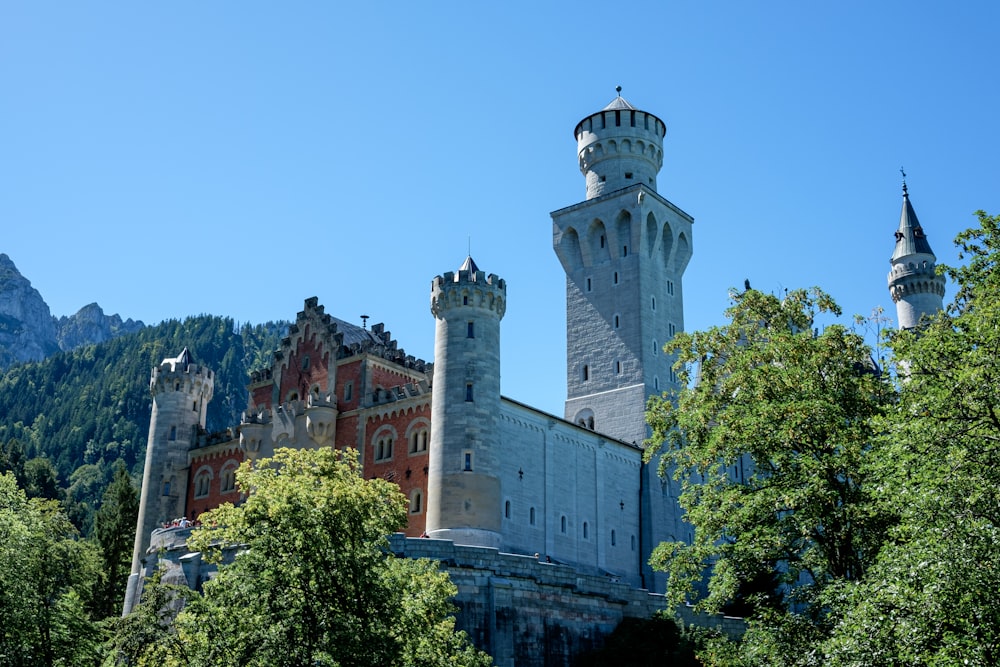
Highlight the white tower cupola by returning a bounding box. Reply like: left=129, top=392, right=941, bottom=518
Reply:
left=575, top=86, right=666, bottom=200
left=888, top=181, right=945, bottom=329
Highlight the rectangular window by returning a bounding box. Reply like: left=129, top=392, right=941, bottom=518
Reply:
left=463, top=451, right=473, bottom=471
left=344, top=382, right=353, bottom=402
left=467, top=321, right=474, bottom=338
left=465, top=383, right=474, bottom=402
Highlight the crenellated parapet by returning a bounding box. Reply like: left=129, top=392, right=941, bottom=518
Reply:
left=370, top=379, right=432, bottom=408
left=150, top=348, right=215, bottom=403
left=888, top=261, right=946, bottom=303
left=430, top=269, right=507, bottom=319
left=574, top=92, right=666, bottom=200
left=237, top=391, right=342, bottom=455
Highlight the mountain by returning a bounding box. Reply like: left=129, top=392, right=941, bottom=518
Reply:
left=0, top=254, right=144, bottom=367
left=0, top=315, right=287, bottom=533
left=0, top=253, right=60, bottom=366
left=55, top=303, right=144, bottom=351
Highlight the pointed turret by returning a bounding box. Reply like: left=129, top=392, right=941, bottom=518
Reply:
left=888, top=181, right=945, bottom=329
left=426, top=256, right=506, bottom=548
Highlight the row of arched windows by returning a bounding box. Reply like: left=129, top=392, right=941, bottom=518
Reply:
left=559, top=211, right=687, bottom=271
left=192, top=461, right=239, bottom=499
left=370, top=419, right=431, bottom=463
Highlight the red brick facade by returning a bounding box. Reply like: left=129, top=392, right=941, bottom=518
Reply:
left=183, top=300, right=432, bottom=536
left=186, top=445, right=244, bottom=522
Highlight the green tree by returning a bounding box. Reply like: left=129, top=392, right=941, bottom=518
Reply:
left=646, top=287, right=892, bottom=665
left=92, top=461, right=140, bottom=620
left=111, top=447, right=490, bottom=667
left=823, top=212, right=1000, bottom=665
left=0, top=472, right=101, bottom=666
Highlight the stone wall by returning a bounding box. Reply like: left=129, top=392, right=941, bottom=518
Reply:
left=389, top=534, right=745, bottom=667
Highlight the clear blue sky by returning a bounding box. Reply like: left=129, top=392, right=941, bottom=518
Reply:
left=2, top=2, right=997, bottom=415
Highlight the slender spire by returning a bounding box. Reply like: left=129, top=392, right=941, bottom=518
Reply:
left=892, top=179, right=934, bottom=260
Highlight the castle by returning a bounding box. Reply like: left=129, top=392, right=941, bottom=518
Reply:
left=123, top=93, right=943, bottom=665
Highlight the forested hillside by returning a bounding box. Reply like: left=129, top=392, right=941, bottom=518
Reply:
left=0, top=315, right=286, bottom=533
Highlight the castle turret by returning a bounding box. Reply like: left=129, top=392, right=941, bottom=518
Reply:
left=553, top=91, right=693, bottom=591
left=426, top=256, right=506, bottom=548
left=552, top=91, right=692, bottom=446
left=576, top=86, right=666, bottom=200
left=123, top=348, right=213, bottom=614
left=888, top=181, right=945, bottom=329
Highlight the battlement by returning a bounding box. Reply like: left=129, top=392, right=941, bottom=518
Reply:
left=251, top=298, right=431, bottom=379
left=430, top=270, right=507, bottom=318
left=573, top=96, right=666, bottom=200
left=370, top=379, right=432, bottom=407
left=192, top=427, right=237, bottom=450
left=150, top=348, right=215, bottom=398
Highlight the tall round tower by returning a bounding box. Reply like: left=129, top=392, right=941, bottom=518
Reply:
left=426, top=256, right=506, bottom=548
left=575, top=86, right=666, bottom=200
left=888, top=182, right=945, bottom=329
left=124, top=348, right=213, bottom=612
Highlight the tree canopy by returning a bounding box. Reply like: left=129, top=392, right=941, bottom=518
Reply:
left=648, top=211, right=1000, bottom=665
left=108, top=447, right=491, bottom=667
left=0, top=472, right=102, bottom=666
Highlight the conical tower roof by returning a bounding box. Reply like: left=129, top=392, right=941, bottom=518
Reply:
left=458, top=255, right=479, bottom=273
left=892, top=183, right=935, bottom=260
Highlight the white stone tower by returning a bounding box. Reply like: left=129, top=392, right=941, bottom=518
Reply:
left=426, top=257, right=506, bottom=549
left=888, top=181, right=945, bottom=329
left=124, top=348, right=213, bottom=613
left=552, top=91, right=695, bottom=589
left=551, top=90, right=693, bottom=447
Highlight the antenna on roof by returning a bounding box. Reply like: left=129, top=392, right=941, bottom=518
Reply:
left=361, top=315, right=369, bottom=330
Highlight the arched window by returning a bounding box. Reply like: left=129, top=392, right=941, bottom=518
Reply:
left=409, top=489, right=423, bottom=514
left=410, top=429, right=428, bottom=454
left=220, top=463, right=238, bottom=494
left=372, top=426, right=398, bottom=462
left=376, top=437, right=393, bottom=461
left=193, top=466, right=213, bottom=499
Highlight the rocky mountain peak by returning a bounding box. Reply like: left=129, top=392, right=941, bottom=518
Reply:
left=0, top=254, right=145, bottom=368
left=0, top=254, right=60, bottom=366
left=56, top=302, right=145, bottom=351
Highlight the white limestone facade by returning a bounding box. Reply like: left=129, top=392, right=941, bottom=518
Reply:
left=496, top=397, right=644, bottom=587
